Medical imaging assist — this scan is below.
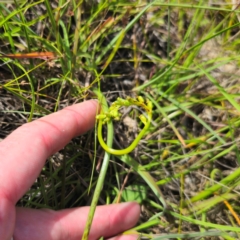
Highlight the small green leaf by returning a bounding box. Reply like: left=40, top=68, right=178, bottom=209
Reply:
left=120, top=184, right=147, bottom=204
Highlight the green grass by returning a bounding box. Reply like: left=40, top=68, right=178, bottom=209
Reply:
left=1, top=0, right=240, bottom=239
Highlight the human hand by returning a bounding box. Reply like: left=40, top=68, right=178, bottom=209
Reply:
left=0, top=100, right=140, bottom=240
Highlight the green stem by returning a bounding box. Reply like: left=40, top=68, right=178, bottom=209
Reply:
left=81, top=90, right=113, bottom=240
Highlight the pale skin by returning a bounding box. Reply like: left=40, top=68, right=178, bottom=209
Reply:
left=0, top=100, right=140, bottom=240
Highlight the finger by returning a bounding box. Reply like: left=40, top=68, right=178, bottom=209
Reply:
left=108, top=234, right=139, bottom=240
left=14, top=202, right=140, bottom=240
left=0, top=100, right=98, bottom=203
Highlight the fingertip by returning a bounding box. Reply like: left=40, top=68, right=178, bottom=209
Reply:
left=108, top=234, right=140, bottom=240
left=87, top=202, right=141, bottom=239
left=87, top=99, right=100, bottom=113
left=114, top=202, right=141, bottom=224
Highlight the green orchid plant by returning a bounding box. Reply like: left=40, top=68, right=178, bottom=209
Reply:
left=96, top=96, right=153, bottom=155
